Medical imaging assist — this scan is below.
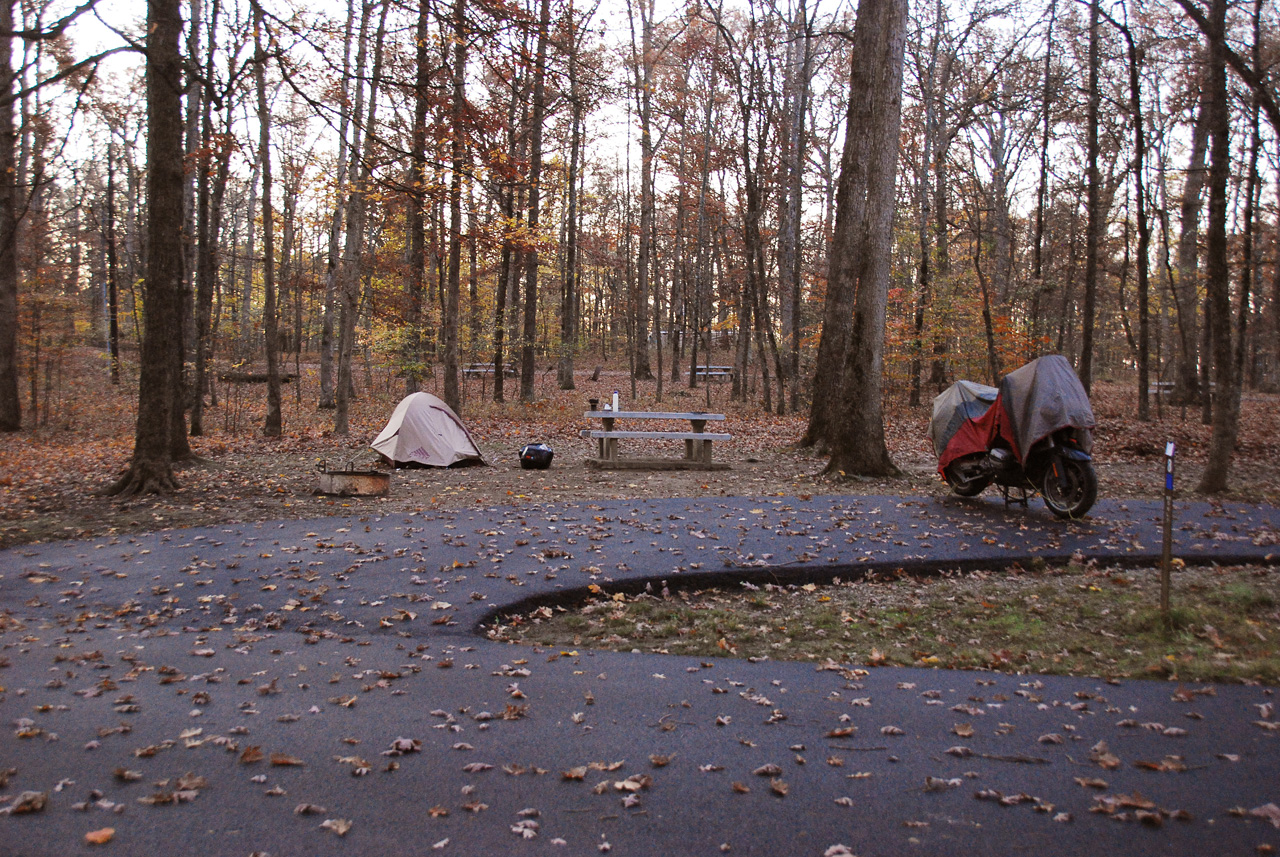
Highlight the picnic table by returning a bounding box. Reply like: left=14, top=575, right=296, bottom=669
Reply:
left=580, top=410, right=731, bottom=470
left=463, top=362, right=517, bottom=378
left=693, top=365, right=735, bottom=382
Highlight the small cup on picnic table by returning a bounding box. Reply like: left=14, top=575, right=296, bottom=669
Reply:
left=589, top=398, right=599, bottom=411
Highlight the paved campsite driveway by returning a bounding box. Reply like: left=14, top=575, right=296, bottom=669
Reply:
left=2, top=495, right=1278, bottom=856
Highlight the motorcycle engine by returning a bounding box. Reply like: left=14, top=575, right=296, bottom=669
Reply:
left=983, top=447, right=1015, bottom=474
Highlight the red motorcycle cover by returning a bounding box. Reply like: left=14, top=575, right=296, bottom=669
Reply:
left=933, top=355, right=1095, bottom=474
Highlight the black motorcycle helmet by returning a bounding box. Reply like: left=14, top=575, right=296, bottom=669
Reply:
left=519, top=443, right=554, bottom=470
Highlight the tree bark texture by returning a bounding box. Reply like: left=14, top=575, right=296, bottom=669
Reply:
left=111, top=0, right=185, bottom=494
left=1196, top=0, right=1236, bottom=494
left=820, top=0, right=907, bottom=477
left=0, top=0, right=20, bottom=431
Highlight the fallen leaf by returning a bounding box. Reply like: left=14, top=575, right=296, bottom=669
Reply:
left=4, top=791, right=48, bottom=814
left=924, top=777, right=962, bottom=792
left=1251, top=803, right=1280, bottom=829
left=270, top=753, right=306, bottom=767
left=1089, top=741, right=1121, bottom=770
left=1133, top=756, right=1186, bottom=773
left=84, top=828, right=115, bottom=845
left=320, top=818, right=352, bottom=836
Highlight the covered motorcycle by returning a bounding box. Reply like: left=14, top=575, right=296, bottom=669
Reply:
left=931, top=354, right=1098, bottom=518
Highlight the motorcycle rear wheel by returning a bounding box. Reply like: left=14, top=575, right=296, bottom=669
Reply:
left=1041, top=457, right=1097, bottom=519
left=944, top=457, right=991, bottom=497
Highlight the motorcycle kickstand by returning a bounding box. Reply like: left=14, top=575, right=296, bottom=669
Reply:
left=999, top=483, right=1031, bottom=508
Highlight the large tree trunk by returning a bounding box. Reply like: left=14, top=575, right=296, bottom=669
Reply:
left=0, top=0, right=20, bottom=431
left=821, top=0, right=907, bottom=477
left=110, top=0, right=184, bottom=494
left=1196, top=0, right=1236, bottom=494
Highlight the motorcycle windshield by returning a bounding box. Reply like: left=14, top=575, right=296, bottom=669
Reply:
left=929, top=379, right=998, bottom=457
left=997, top=354, right=1095, bottom=460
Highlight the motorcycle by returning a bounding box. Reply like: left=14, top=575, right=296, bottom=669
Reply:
left=930, top=354, right=1098, bottom=519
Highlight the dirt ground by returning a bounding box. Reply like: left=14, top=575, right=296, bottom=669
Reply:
left=1, top=349, right=1277, bottom=548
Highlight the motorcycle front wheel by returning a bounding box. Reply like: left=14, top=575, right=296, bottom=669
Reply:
left=944, top=456, right=991, bottom=497
left=1041, top=457, right=1098, bottom=519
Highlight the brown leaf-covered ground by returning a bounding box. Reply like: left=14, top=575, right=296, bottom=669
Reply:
left=2, top=348, right=1277, bottom=548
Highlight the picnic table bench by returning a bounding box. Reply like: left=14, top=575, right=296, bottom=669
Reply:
left=581, top=410, right=731, bottom=471
left=463, top=362, right=517, bottom=378
left=693, top=365, right=735, bottom=382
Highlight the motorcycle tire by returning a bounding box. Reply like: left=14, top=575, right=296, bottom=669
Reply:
left=1041, top=457, right=1098, bottom=519
left=944, top=457, right=991, bottom=497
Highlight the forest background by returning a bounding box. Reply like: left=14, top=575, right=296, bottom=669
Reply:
left=0, top=0, right=1278, bottom=543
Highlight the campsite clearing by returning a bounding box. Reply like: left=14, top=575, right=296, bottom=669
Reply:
left=2, top=351, right=1280, bottom=548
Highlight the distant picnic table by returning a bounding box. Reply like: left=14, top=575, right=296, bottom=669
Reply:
left=463, top=362, right=517, bottom=378
left=581, top=410, right=731, bottom=471
left=693, top=365, right=735, bottom=382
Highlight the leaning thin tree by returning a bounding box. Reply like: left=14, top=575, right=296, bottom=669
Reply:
left=819, top=0, right=908, bottom=478
left=110, top=0, right=186, bottom=494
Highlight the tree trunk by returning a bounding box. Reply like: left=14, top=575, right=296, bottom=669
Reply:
left=106, top=144, right=120, bottom=385
left=443, top=0, right=466, bottom=411
left=110, top=0, right=184, bottom=494
left=255, top=3, right=281, bottom=438
left=404, top=0, right=429, bottom=397
left=319, top=0, right=361, bottom=410
left=1195, top=0, right=1235, bottom=494
left=0, top=0, right=20, bottom=431
left=821, top=0, right=907, bottom=477
left=627, top=0, right=655, bottom=381
left=519, top=0, right=550, bottom=402
left=1029, top=0, right=1057, bottom=361
left=335, top=0, right=388, bottom=435
left=1174, top=88, right=1210, bottom=402
left=1078, top=0, right=1100, bottom=394
left=1122, top=17, right=1151, bottom=421
left=190, top=0, right=222, bottom=436
left=558, top=2, right=583, bottom=392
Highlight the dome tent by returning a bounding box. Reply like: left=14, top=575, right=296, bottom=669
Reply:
left=371, top=392, right=485, bottom=467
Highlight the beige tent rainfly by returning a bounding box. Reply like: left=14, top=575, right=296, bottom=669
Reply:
left=371, top=392, right=485, bottom=467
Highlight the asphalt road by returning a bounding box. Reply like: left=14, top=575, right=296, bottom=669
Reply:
left=1, top=494, right=1278, bottom=856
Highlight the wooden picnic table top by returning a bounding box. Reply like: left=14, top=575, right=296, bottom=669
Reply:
left=583, top=410, right=726, bottom=421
